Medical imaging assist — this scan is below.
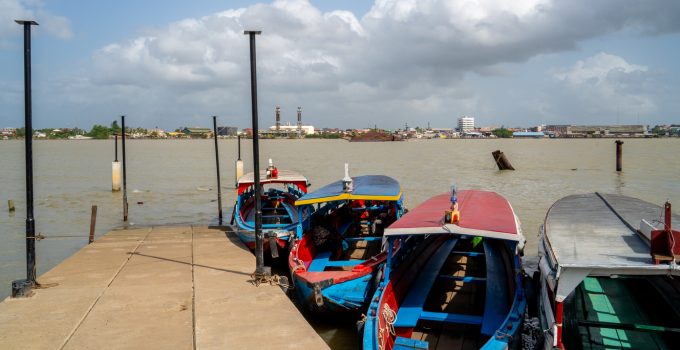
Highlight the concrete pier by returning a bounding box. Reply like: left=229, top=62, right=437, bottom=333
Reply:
left=0, top=226, right=328, bottom=349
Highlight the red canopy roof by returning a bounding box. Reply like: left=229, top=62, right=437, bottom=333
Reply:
left=385, top=190, right=521, bottom=241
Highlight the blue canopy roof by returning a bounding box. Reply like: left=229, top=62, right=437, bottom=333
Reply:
left=295, top=175, right=402, bottom=206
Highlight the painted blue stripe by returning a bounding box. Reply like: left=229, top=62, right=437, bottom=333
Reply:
left=394, top=337, right=429, bottom=349
left=451, top=251, right=485, bottom=257
left=437, top=275, right=486, bottom=283
left=325, top=260, right=365, bottom=267
left=419, top=311, right=483, bottom=325
left=308, top=251, right=332, bottom=272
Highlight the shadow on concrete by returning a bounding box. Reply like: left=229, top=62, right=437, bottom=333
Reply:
left=130, top=252, right=252, bottom=277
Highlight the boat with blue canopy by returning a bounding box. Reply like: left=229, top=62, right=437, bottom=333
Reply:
left=232, top=162, right=312, bottom=255
left=288, top=165, right=404, bottom=313
left=363, top=188, right=526, bottom=350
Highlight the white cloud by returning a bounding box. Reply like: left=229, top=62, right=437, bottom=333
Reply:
left=0, top=0, right=72, bottom=39
left=18, top=0, right=680, bottom=127
left=552, top=52, right=657, bottom=120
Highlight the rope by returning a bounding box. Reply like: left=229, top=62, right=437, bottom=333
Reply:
left=249, top=273, right=291, bottom=290
left=377, top=303, right=397, bottom=349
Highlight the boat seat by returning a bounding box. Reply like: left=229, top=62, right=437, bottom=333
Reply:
left=481, top=240, right=511, bottom=336
left=393, top=336, right=429, bottom=350
left=451, top=251, right=485, bottom=257
left=307, top=251, right=365, bottom=271
left=344, top=237, right=382, bottom=242
left=419, top=311, right=483, bottom=325
left=394, top=238, right=458, bottom=328
left=437, top=275, right=486, bottom=283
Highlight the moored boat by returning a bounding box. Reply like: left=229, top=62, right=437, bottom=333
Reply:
left=537, top=193, right=680, bottom=349
left=289, top=167, right=404, bottom=313
left=363, top=189, right=526, bottom=350
left=232, top=162, right=311, bottom=255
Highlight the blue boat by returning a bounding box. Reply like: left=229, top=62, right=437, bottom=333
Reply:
left=288, top=169, right=404, bottom=313
left=363, top=189, right=526, bottom=350
left=233, top=168, right=311, bottom=253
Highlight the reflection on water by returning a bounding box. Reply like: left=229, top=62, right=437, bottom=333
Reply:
left=1, top=138, right=679, bottom=347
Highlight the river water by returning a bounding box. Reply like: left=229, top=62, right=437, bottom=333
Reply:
left=1, top=138, right=679, bottom=347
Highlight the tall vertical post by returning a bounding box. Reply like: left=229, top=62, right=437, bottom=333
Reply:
left=121, top=116, right=128, bottom=221
left=297, top=106, right=302, bottom=138
left=615, top=140, right=623, bottom=172
left=12, top=20, right=39, bottom=298
left=115, top=134, right=118, bottom=162
left=213, top=116, right=223, bottom=225
left=244, top=30, right=267, bottom=276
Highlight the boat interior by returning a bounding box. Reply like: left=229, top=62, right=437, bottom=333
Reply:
left=239, top=184, right=301, bottom=227
left=306, top=200, right=397, bottom=272
left=562, top=275, right=680, bottom=350
left=391, top=236, right=516, bottom=350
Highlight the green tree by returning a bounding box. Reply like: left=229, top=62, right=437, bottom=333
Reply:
left=88, top=124, right=111, bottom=139
left=15, top=127, right=25, bottom=138
left=110, top=120, right=121, bottom=134
left=492, top=127, right=513, bottom=138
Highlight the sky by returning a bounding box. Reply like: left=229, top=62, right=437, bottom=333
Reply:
left=1, top=0, right=679, bottom=130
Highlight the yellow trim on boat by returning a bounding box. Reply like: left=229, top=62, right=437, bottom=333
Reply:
left=295, top=191, right=403, bottom=206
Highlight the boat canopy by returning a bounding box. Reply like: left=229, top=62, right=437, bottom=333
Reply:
left=237, top=170, right=308, bottom=195
left=384, top=190, right=523, bottom=242
left=295, top=175, right=401, bottom=206
left=542, top=193, right=680, bottom=302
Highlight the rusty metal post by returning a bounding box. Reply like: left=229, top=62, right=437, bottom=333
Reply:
left=89, top=205, right=98, bottom=244
left=615, top=140, right=623, bottom=172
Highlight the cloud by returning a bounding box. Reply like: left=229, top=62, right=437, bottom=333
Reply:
left=19, top=0, right=680, bottom=128
left=0, top=0, right=72, bottom=40
left=553, top=52, right=657, bottom=119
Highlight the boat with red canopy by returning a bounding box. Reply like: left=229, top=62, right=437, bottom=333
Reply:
left=363, top=188, right=526, bottom=350
left=232, top=162, right=311, bottom=255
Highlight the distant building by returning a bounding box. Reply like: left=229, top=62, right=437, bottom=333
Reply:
left=262, top=124, right=315, bottom=138
left=182, top=127, right=213, bottom=138
left=545, top=125, right=570, bottom=136
left=217, top=126, right=238, bottom=137
left=0, top=128, right=16, bottom=137
left=457, top=116, right=475, bottom=132
left=568, top=125, right=647, bottom=137
left=513, top=131, right=546, bottom=138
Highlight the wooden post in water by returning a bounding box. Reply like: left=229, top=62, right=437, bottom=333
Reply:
left=492, top=150, right=515, bottom=170
left=615, top=140, right=623, bottom=172
left=89, top=205, right=97, bottom=244
left=8, top=200, right=15, bottom=212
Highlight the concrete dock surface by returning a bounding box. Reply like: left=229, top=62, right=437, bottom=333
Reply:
left=0, top=226, right=329, bottom=349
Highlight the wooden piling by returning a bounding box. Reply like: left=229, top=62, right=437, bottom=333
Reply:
left=615, top=140, right=623, bottom=172
left=492, top=150, right=515, bottom=170
left=89, top=205, right=97, bottom=244
left=8, top=200, right=15, bottom=212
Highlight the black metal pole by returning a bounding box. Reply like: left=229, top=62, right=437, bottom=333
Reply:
left=245, top=30, right=266, bottom=276
left=122, top=116, right=128, bottom=221
left=114, top=134, right=118, bottom=162
left=213, top=116, right=223, bottom=225
left=12, top=20, right=39, bottom=298
left=237, top=135, right=241, bottom=160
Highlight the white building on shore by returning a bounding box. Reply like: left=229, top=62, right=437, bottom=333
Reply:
left=457, top=116, right=475, bottom=132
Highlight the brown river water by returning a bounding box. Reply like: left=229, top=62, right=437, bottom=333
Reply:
left=1, top=138, right=679, bottom=348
